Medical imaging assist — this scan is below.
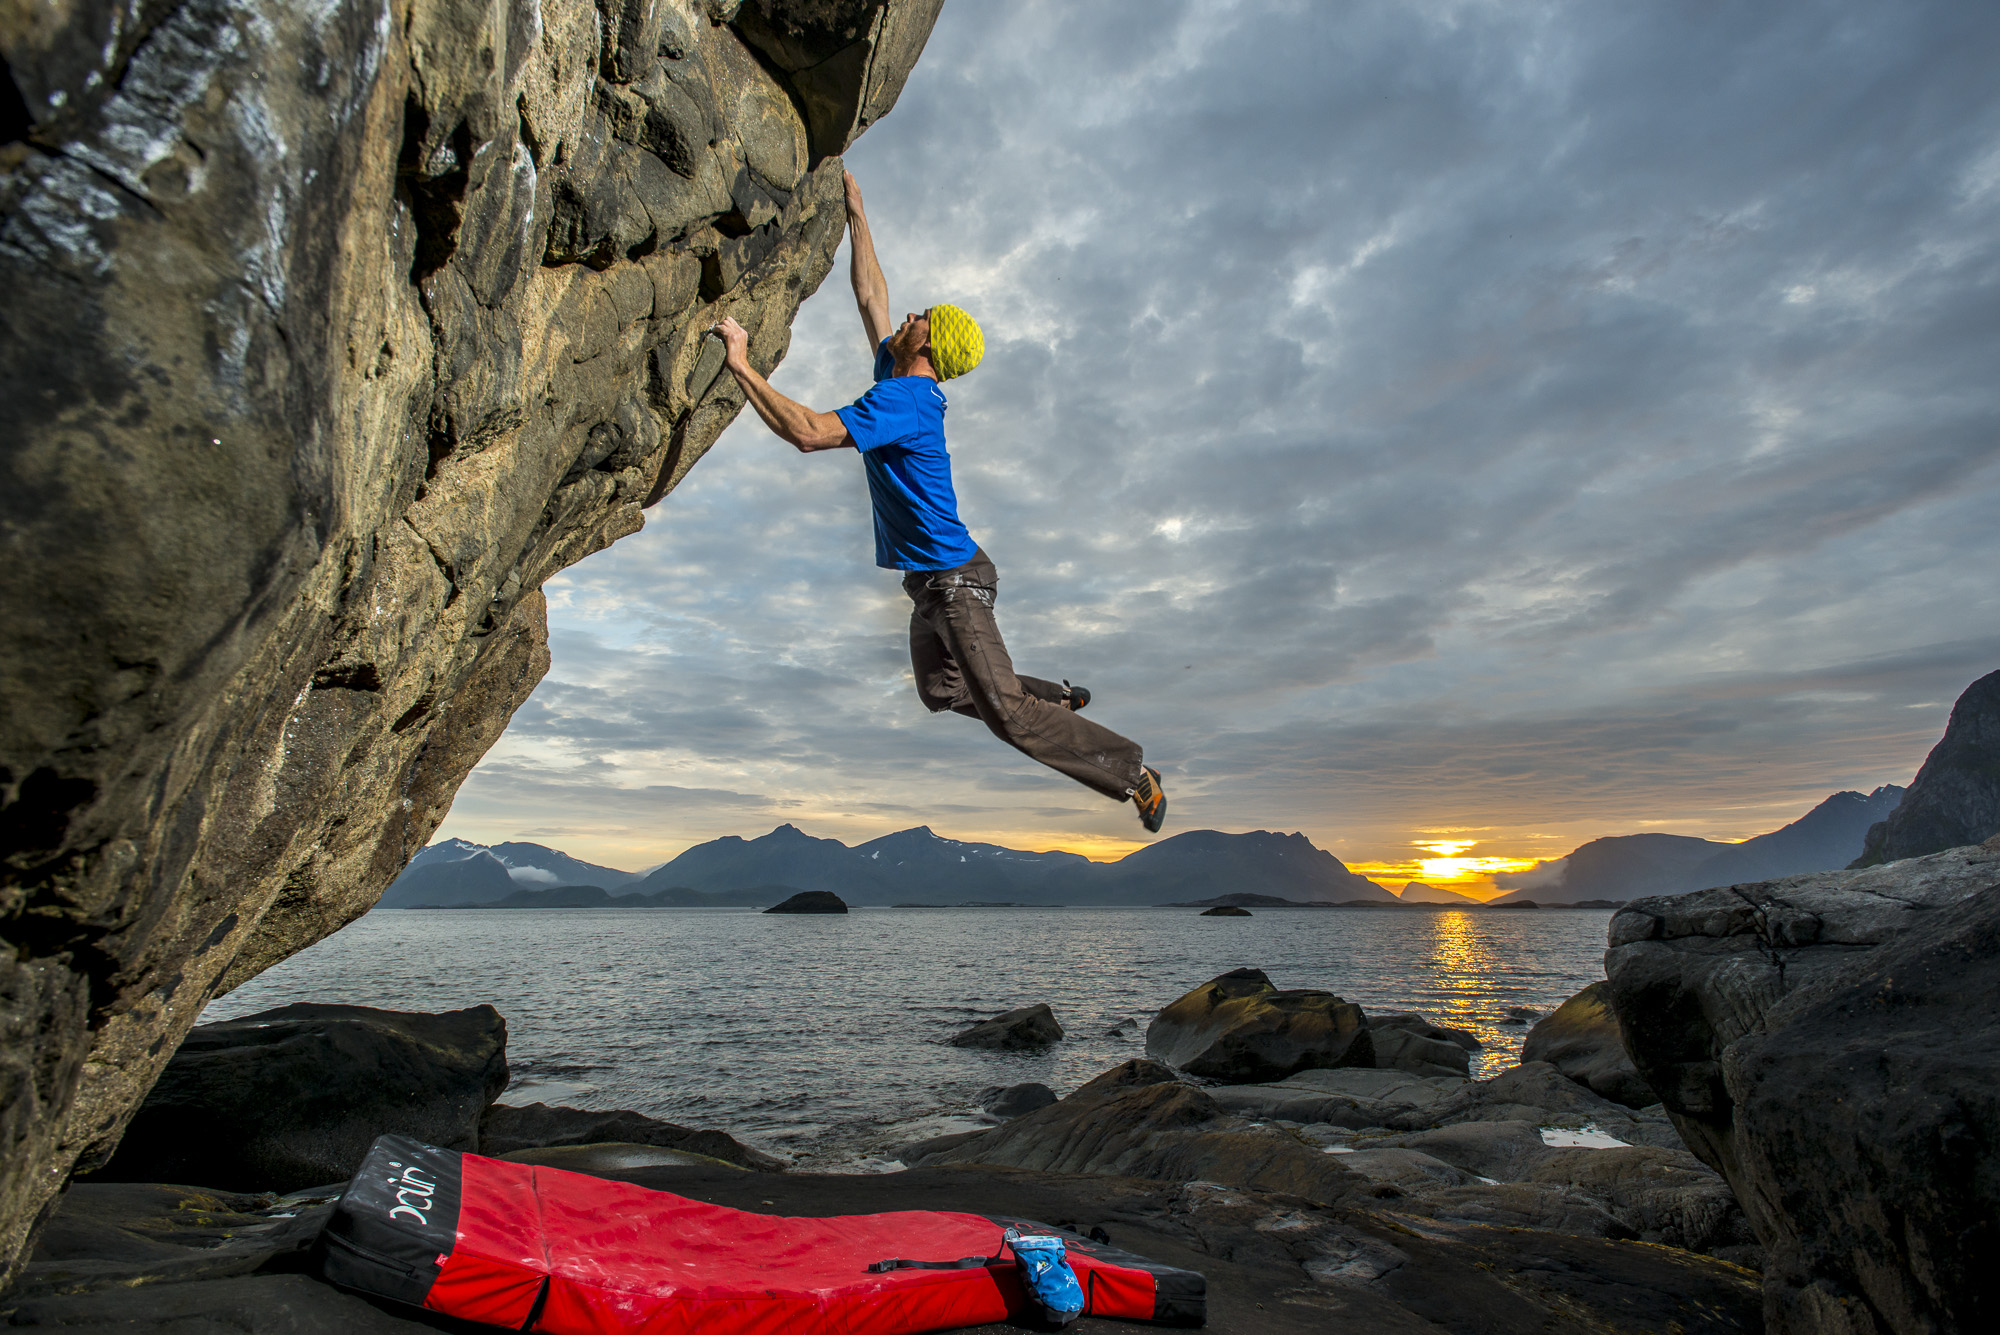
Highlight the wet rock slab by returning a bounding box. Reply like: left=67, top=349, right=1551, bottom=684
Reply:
left=481, top=1102, right=783, bottom=1172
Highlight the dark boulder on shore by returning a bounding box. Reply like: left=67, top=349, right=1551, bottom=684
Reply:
left=480, top=1103, right=783, bottom=1172
left=978, top=1082, right=1058, bottom=1119
left=1146, top=968, right=1373, bottom=1082
left=763, top=890, right=849, bottom=913
left=1369, top=1013, right=1479, bottom=1079
left=1606, top=837, right=2000, bottom=1333
left=946, top=1004, right=1064, bottom=1050
left=1522, top=981, right=1655, bottom=1108
left=91, top=1004, right=508, bottom=1193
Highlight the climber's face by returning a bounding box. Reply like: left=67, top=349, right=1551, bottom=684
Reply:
left=889, top=310, right=930, bottom=366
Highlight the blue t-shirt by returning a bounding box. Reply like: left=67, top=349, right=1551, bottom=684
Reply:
left=834, top=340, right=979, bottom=571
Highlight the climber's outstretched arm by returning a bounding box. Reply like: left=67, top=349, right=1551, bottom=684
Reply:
left=715, top=318, right=853, bottom=452
left=845, top=170, right=892, bottom=351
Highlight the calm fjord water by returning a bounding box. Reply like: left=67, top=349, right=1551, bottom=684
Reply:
left=204, top=906, right=1613, bottom=1169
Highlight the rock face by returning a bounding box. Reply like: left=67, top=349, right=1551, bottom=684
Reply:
left=1521, top=981, right=1654, bottom=1108
left=1604, top=838, right=2000, bottom=1331
left=91, top=1003, right=508, bottom=1192
left=1853, top=670, right=2000, bottom=866
left=946, top=1004, right=1064, bottom=1050
left=1725, top=880, right=2000, bottom=1331
left=1146, top=968, right=1373, bottom=1082
left=763, top=890, right=847, bottom=913
left=0, top=0, right=941, bottom=1280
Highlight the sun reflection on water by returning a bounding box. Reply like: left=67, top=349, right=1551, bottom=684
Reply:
left=1424, top=910, right=1494, bottom=1029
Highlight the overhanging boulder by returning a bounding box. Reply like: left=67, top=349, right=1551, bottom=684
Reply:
left=0, top=0, right=941, bottom=1283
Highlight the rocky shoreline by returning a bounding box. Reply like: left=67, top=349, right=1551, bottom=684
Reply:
left=12, top=977, right=1762, bottom=1332
left=11, top=839, right=1998, bottom=1331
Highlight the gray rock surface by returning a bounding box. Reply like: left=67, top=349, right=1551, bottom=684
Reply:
left=1204, top=1066, right=1469, bottom=1128
left=91, top=1003, right=507, bottom=1192
left=0, top=0, right=941, bottom=1281
left=946, top=1003, right=1064, bottom=1050
left=1606, top=837, right=2000, bottom=1331
left=1521, top=980, right=1655, bottom=1108
left=1853, top=670, right=2000, bottom=866
left=1370, top=1119, right=1557, bottom=1181
left=910, top=1059, right=1364, bottom=1206
left=480, top=1100, right=782, bottom=1170
left=916, top=1055, right=1747, bottom=1261
left=1146, top=967, right=1373, bottom=1082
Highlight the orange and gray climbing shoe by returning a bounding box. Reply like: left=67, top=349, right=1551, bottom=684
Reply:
left=1132, top=766, right=1167, bottom=833
left=1061, top=680, right=1091, bottom=712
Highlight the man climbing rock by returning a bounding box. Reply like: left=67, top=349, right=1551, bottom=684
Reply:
left=712, top=170, right=1167, bottom=833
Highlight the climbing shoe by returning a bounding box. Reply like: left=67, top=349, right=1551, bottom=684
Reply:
left=1132, top=766, right=1167, bottom=834
left=1062, top=680, right=1091, bottom=712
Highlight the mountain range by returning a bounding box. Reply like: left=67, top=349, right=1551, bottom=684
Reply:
left=377, top=825, right=1398, bottom=909
left=380, top=784, right=1911, bottom=912
left=1489, top=786, right=1906, bottom=905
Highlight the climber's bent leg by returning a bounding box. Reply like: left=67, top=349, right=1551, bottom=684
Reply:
left=902, top=550, right=1144, bottom=802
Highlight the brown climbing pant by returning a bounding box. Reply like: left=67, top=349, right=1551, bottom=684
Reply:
left=904, top=548, right=1145, bottom=803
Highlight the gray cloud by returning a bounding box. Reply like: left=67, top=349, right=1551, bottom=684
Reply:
left=438, top=0, right=2000, bottom=875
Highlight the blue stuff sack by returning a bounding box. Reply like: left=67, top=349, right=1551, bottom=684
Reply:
left=1003, top=1226, right=1085, bottom=1328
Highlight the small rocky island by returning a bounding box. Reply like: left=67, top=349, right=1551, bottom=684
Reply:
left=763, top=890, right=849, bottom=914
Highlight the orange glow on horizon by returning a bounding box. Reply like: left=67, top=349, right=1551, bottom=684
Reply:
left=1034, top=834, right=1149, bottom=863
left=1348, top=833, right=1541, bottom=902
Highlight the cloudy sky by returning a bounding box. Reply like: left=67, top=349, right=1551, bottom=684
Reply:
left=436, top=0, right=2000, bottom=895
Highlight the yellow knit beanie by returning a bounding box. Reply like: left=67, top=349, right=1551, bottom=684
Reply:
left=925, top=304, right=984, bottom=380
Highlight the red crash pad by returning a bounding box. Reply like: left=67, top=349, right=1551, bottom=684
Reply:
left=318, top=1134, right=1205, bottom=1333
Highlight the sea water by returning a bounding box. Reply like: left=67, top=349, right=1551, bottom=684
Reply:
left=202, top=906, right=1613, bottom=1169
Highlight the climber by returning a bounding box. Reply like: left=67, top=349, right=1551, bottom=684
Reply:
left=711, top=170, right=1167, bottom=833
